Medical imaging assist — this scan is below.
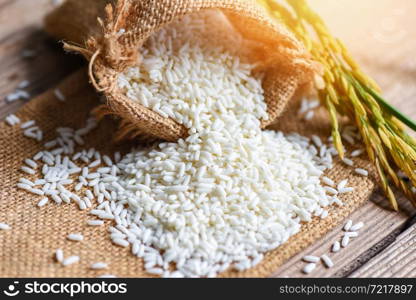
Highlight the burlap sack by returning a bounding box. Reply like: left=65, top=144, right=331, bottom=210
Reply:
left=44, top=0, right=319, bottom=141
left=0, top=70, right=375, bottom=277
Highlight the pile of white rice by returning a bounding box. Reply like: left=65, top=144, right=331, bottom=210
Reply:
left=114, top=11, right=335, bottom=277
left=14, top=11, right=347, bottom=278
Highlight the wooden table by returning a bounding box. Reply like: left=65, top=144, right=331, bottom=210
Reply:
left=1, top=0, right=415, bottom=277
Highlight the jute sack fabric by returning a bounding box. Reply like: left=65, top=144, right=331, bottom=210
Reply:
left=44, top=0, right=319, bottom=142
left=0, top=70, right=375, bottom=277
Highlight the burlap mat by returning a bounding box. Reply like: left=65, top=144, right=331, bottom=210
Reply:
left=0, top=70, right=375, bottom=278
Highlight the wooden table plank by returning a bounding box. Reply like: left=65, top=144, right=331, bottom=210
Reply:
left=0, top=0, right=82, bottom=118
left=0, top=0, right=52, bottom=38
left=350, top=220, right=416, bottom=277
left=273, top=193, right=414, bottom=277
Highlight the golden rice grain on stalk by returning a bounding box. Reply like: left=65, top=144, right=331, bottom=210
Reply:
left=259, top=0, right=416, bottom=210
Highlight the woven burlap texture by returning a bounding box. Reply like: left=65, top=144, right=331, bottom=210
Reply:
left=0, top=70, right=375, bottom=277
left=44, top=0, right=319, bottom=142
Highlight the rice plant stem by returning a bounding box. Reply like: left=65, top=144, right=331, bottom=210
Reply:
left=363, top=85, right=416, bottom=132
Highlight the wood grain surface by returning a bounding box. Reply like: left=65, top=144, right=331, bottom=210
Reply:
left=273, top=193, right=414, bottom=278
left=0, top=0, right=415, bottom=277
left=350, top=222, right=416, bottom=277
left=0, top=0, right=82, bottom=119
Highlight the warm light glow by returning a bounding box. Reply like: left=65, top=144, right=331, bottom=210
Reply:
left=311, top=0, right=412, bottom=56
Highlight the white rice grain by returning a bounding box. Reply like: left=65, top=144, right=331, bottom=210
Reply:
left=302, top=255, right=319, bottom=263
left=17, top=183, right=31, bottom=191
left=337, top=179, right=348, bottom=191
left=62, top=256, right=80, bottom=266
left=112, top=238, right=129, bottom=247
left=37, top=197, right=49, bottom=207
left=29, top=188, right=44, bottom=196
left=320, top=210, right=329, bottom=219
left=338, top=187, right=354, bottom=194
left=18, top=80, right=30, bottom=89
left=350, top=222, right=364, bottom=232
left=341, top=235, right=350, bottom=248
left=343, top=220, right=353, bottom=231
left=304, top=110, right=314, bottom=121
left=351, top=149, right=364, bottom=157
left=331, top=241, right=340, bottom=253
left=91, top=262, right=108, bottom=270
left=342, top=133, right=355, bottom=145
left=0, top=223, right=11, bottom=230
left=324, top=186, right=338, bottom=195
left=55, top=249, right=64, bottom=262
left=344, top=231, right=359, bottom=238
left=147, top=268, right=164, bottom=275
left=54, top=89, right=66, bottom=101
left=67, top=233, right=84, bottom=241
left=21, top=166, right=36, bottom=175
left=19, top=178, right=34, bottom=186
left=322, top=176, right=335, bottom=187
left=342, top=158, right=354, bottom=167
left=5, top=114, right=21, bottom=126
left=302, top=263, right=316, bottom=274
left=354, top=168, right=368, bottom=177
left=98, top=274, right=117, bottom=278
left=87, top=220, right=104, bottom=226
left=25, top=158, right=38, bottom=169
left=321, top=254, right=334, bottom=268
left=21, top=120, right=35, bottom=129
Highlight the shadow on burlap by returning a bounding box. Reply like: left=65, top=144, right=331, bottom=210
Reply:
left=0, top=70, right=375, bottom=277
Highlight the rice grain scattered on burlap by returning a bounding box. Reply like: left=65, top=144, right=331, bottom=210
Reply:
left=0, top=70, right=374, bottom=277
left=44, top=0, right=320, bottom=142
